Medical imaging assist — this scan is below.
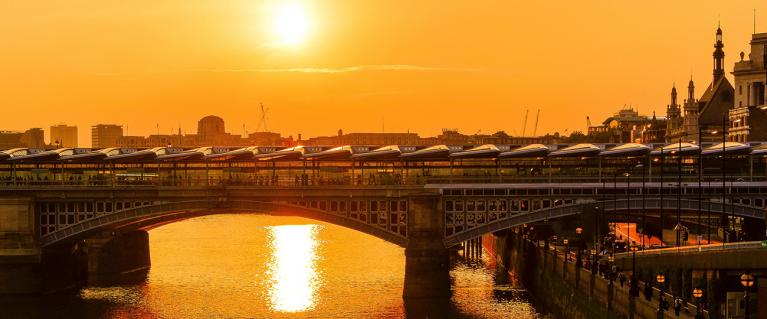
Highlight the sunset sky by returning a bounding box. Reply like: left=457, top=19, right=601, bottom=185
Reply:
left=2, top=1, right=767, bottom=146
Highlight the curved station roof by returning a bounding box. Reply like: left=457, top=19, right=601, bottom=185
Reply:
left=2, top=142, right=766, bottom=164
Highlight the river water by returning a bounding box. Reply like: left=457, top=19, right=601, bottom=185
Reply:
left=4, top=214, right=548, bottom=318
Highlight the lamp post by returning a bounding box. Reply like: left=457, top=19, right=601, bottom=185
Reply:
left=722, top=115, right=728, bottom=242
left=608, top=254, right=615, bottom=283
left=741, top=272, right=755, bottom=319
left=659, top=146, right=665, bottom=247
left=656, top=272, right=666, bottom=319
left=594, top=204, right=600, bottom=255
left=575, top=227, right=583, bottom=268
left=697, top=124, right=703, bottom=246
left=563, top=238, right=570, bottom=262
left=692, top=287, right=704, bottom=319
left=638, top=162, right=646, bottom=249
left=676, top=140, right=683, bottom=247
left=624, top=170, right=631, bottom=247
left=629, top=241, right=639, bottom=297
left=613, top=170, right=618, bottom=251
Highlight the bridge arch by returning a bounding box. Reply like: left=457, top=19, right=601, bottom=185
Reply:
left=444, top=197, right=764, bottom=247
left=40, top=199, right=408, bottom=248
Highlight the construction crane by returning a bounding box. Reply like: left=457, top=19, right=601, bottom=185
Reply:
left=255, top=103, right=270, bottom=133
left=521, top=109, right=529, bottom=137
left=532, top=109, right=540, bottom=137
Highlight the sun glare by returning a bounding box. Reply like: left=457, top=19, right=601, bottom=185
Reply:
left=272, top=3, right=311, bottom=46
left=266, top=224, right=320, bottom=312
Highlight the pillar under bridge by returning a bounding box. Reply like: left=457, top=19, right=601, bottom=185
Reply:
left=403, top=194, right=450, bottom=298
left=0, top=196, right=151, bottom=293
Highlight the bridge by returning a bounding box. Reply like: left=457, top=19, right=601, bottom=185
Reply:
left=1, top=177, right=766, bottom=299
left=3, top=141, right=767, bottom=317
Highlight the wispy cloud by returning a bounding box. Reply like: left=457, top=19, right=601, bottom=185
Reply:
left=253, top=65, right=480, bottom=73
left=95, top=64, right=481, bottom=76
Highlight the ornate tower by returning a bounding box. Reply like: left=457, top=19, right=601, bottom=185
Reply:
left=666, top=85, right=681, bottom=125
left=686, top=78, right=695, bottom=107
left=683, top=78, right=699, bottom=141
left=713, top=26, right=725, bottom=83
left=666, top=84, right=682, bottom=141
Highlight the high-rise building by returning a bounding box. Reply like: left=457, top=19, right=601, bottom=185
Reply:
left=20, top=128, right=45, bottom=148
left=91, top=124, right=123, bottom=148
left=50, top=124, right=78, bottom=148
left=0, top=128, right=45, bottom=149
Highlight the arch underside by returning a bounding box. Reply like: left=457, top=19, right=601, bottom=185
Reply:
left=40, top=200, right=408, bottom=248
left=444, top=197, right=764, bottom=247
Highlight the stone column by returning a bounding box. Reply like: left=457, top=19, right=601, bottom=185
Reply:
left=85, top=230, right=151, bottom=285
left=0, top=197, right=42, bottom=294
left=403, top=194, right=450, bottom=298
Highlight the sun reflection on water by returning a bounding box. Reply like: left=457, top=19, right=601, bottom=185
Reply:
left=266, top=224, right=320, bottom=312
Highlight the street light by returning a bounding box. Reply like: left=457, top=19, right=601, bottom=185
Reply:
left=575, top=227, right=583, bottom=268
left=563, top=238, right=570, bottom=262
left=741, top=272, right=755, bottom=319
left=676, top=140, right=683, bottom=247
left=608, top=254, right=615, bottom=282
left=656, top=272, right=666, bottom=319
left=692, top=287, right=704, bottom=319
left=629, top=241, right=639, bottom=297
left=637, top=162, right=646, bottom=249
left=624, top=171, right=631, bottom=248
left=659, top=146, right=665, bottom=247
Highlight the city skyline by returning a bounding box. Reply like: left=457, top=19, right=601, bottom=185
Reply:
left=2, top=1, right=767, bottom=147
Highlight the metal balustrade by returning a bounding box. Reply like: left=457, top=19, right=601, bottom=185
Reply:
left=614, top=241, right=765, bottom=258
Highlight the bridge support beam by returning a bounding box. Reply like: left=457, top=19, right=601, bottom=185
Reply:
left=85, top=230, right=151, bottom=285
left=403, top=194, right=450, bottom=298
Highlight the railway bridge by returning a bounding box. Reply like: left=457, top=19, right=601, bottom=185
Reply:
left=1, top=181, right=766, bottom=297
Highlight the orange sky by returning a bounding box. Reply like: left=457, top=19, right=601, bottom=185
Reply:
left=1, top=1, right=767, bottom=146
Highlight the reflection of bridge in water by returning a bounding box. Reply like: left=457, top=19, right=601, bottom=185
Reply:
left=1, top=142, right=766, bottom=310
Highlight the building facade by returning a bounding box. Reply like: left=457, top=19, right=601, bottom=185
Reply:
left=91, top=124, right=124, bottom=148
left=115, top=116, right=292, bottom=148
left=0, top=128, right=45, bottom=149
left=588, top=108, right=665, bottom=143
left=50, top=124, right=78, bottom=148
left=729, top=33, right=767, bottom=142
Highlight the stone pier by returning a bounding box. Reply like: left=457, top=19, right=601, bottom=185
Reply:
left=0, top=196, right=152, bottom=293
left=403, top=194, right=450, bottom=298
left=0, top=197, right=43, bottom=294
left=86, top=230, right=151, bottom=285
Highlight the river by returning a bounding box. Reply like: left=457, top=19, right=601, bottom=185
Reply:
left=4, top=214, right=548, bottom=318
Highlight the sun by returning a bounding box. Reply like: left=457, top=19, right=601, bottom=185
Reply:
left=272, top=3, right=311, bottom=46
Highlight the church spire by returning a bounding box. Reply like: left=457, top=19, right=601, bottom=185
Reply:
left=688, top=77, right=695, bottom=102
left=713, top=25, right=725, bottom=82
left=671, top=83, right=677, bottom=106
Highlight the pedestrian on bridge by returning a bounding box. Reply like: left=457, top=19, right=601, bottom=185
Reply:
left=674, top=297, right=683, bottom=316
left=644, top=282, right=653, bottom=301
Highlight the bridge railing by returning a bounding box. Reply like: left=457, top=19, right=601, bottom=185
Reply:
left=0, top=173, right=764, bottom=188
left=614, top=241, right=765, bottom=258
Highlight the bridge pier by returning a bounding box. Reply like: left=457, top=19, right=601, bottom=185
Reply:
left=0, top=197, right=43, bottom=294
left=85, top=230, right=151, bottom=285
left=403, top=195, right=450, bottom=298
